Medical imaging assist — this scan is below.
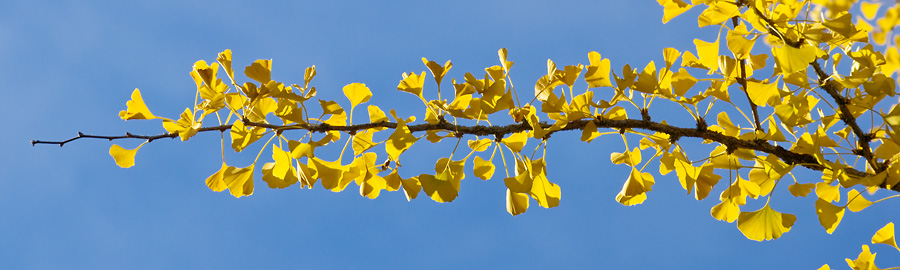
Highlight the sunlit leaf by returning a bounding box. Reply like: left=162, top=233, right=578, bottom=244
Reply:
left=245, top=59, right=272, bottom=84
left=119, top=89, right=159, bottom=120
left=616, top=169, right=655, bottom=206
left=773, top=44, right=817, bottom=75
left=845, top=245, right=879, bottom=270
left=694, top=38, right=720, bottom=72
left=737, top=204, right=796, bottom=241
left=473, top=156, right=495, bottom=180
left=223, top=164, right=255, bottom=198
left=815, top=199, right=845, bottom=234
left=205, top=162, right=228, bottom=192
left=507, top=189, right=530, bottom=216
left=788, top=182, right=816, bottom=197
left=109, top=144, right=142, bottom=168
left=343, top=83, right=372, bottom=108
left=872, top=222, right=899, bottom=252
left=711, top=199, right=740, bottom=223
left=847, top=189, right=874, bottom=212
left=398, top=71, right=426, bottom=98
left=657, top=0, right=694, bottom=23
left=261, top=145, right=298, bottom=189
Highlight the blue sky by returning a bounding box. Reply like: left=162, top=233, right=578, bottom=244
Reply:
left=5, top=0, right=900, bottom=269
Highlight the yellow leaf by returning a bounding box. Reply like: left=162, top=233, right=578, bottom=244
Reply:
left=108, top=144, right=143, bottom=168
left=616, top=169, right=655, bottom=206
left=288, top=140, right=315, bottom=158
left=815, top=199, right=846, bottom=234
left=422, top=58, right=452, bottom=86
left=694, top=38, right=720, bottom=72
left=401, top=175, right=421, bottom=201
left=506, top=189, right=530, bottom=216
left=342, top=83, right=372, bottom=108
left=788, top=182, right=816, bottom=197
left=657, top=0, right=694, bottom=23
left=746, top=80, right=780, bottom=107
left=473, top=156, right=495, bottom=181
left=711, top=199, right=740, bottom=223
left=581, top=120, right=601, bottom=143
left=611, top=147, right=642, bottom=166
left=717, top=111, right=740, bottom=137
left=847, top=189, right=874, bottom=212
left=383, top=169, right=402, bottom=192
left=726, top=32, right=756, bottom=59
left=352, top=130, right=379, bottom=156
left=397, top=71, right=426, bottom=98
left=162, top=108, right=201, bottom=141
left=530, top=170, right=561, bottom=208
left=419, top=169, right=461, bottom=203
left=261, top=145, right=299, bottom=189
left=501, top=132, right=528, bottom=153
left=118, top=88, right=159, bottom=120
left=671, top=68, right=697, bottom=97
left=872, top=223, right=900, bottom=252
left=823, top=12, right=856, bottom=38
left=846, top=245, right=879, bottom=270
left=737, top=204, right=796, bottom=241
left=467, top=138, right=492, bottom=152
left=205, top=162, right=228, bottom=192
left=698, top=1, right=739, bottom=27
left=217, top=49, right=233, bottom=80
left=385, top=110, right=419, bottom=161
left=244, top=59, right=272, bottom=84
left=584, top=51, right=613, bottom=88
left=368, top=105, right=389, bottom=124
left=861, top=2, right=880, bottom=20
left=230, top=120, right=266, bottom=152
left=359, top=174, right=387, bottom=199
left=223, top=164, right=255, bottom=198
left=816, top=182, right=841, bottom=203
left=310, top=157, right=351, bottom=192
left=772, top=44, right=817, bottom=75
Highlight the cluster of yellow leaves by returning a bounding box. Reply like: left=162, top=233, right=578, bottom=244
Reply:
left=105, top=0, right=900, bottom=253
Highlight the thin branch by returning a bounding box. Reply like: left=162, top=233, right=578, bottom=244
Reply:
left=34, top=116, right=895, bottom=192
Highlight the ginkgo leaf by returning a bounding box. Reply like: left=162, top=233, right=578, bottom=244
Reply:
left=163, top=108, right=201, bottom=141
left=611, top=147, right=642, bottom=166
left=816, top=182, right=841, bottom=203
left=385, top=110, right=419, bottom=161
left=343, top=83, right=372, bottom=108
left=119, top=89, right=159, bottom=120
left=109, top=144, right=143, bottom=168
left=360, top=174, right=387, bottom=199
left=501, top=132, right=528, bottom=153
left=815, top=199, right=845, bottom=234
left=529, top=171, right=561, bottom=208
left=847, top=189, right=874, bottom=212
left=205, top=162, right=228, bottom=192
left=419, top=171, right=460, bottom=203
left=310, top=157, right=351, bottom=192
left=746, top=79, right=780, bottom=107
left=697, top=1, right=739, bottom=27
left=657, top=0, right=694, bottom=23
left=423, top=58, right=453, bottom=86
left=401, top=175, right=421, bottom=201
left=694, top=38, right=720, bottom=73
left=711, top=198, right=740, bottom=223
left=473, top=156, right=495, bottom=180
left=192, top=60, right=219, bottom=86
left=773, top=44, right=817, bottom=75
left=737, top=204, right=796, bottom=241
left=217, top=49, right=233, bottom=80
left=726, top=32, right=756, bottom=59
left=261, top=145, right=298, bottom=189
left=788, top=182, right=816, bottom=197
left=584, top=51, right=613, bottom=88
left=846, top=245, right=879, bottom=270
left=507, top=189, right=530, bottom=216
left=872, top=223, right=899, bottom=252
left=616, top=169, right=655, bottom=206
left=230, top=120, right=266, bottom=152
left=861, top=2, right=880, bottom=20
left=398, top=71, right=426, bottom=98
left=245, top=59, right=272, bottom=84
left=468, top=138, right=492, bottom=152
left=223, top=164, right=255, bottom=198
left=823, top=12, right=856, bottom=38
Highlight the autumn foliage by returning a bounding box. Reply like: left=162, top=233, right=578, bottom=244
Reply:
left=33, top=0, right=900, bottom=268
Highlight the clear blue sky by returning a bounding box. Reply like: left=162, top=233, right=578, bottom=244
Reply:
left=5, top=0, right=900, bottom=269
